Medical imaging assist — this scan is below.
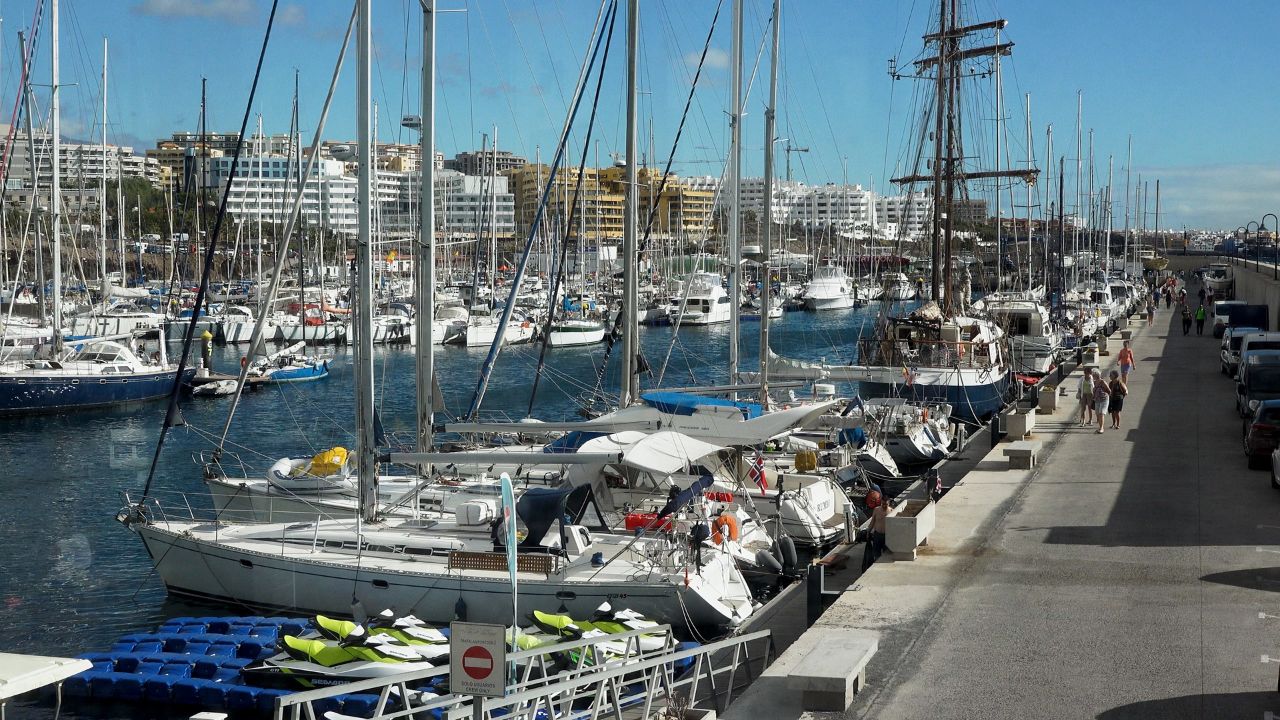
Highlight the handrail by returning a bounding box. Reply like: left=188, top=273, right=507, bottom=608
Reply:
left=274, top=627, right=773, bottom=720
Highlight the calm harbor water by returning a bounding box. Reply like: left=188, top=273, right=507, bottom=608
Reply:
left=0, top=303, right=912, bottom=717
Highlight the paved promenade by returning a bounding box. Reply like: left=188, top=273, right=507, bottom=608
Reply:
left=727, top=295, right=1280, bottom=719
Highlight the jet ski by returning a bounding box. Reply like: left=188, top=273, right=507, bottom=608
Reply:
left=529, top=604, right=667, bottom=658
left=243, top=612, right=447, bottom=689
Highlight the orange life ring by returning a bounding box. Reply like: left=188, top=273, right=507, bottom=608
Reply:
left=711, top=514, right=740, bottom=544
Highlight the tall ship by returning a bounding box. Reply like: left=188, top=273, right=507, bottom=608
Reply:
left=843, top=1, right=1036, bottom=424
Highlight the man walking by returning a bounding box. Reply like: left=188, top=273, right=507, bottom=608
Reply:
left=1194, top=304, right=1207, bottom=335
left=1181, top=304, right=1193, bottom=335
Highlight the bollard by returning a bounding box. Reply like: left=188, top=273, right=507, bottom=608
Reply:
left=806, top=563, right=826, bottom=627
left=990, top=413, right=1003, bottom=448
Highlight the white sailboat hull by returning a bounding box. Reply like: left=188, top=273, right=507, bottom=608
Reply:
left=130, top=520, right=755, bottom=629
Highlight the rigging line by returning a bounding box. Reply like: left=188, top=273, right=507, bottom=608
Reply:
left=216, top=2, right=358, bottom=451
left=591, top=0, right=725, bottom=400
left=525, top=0, right=619, bottom=418
left=464, top=0, right=611, bottom=420
left=140, top=0, right=282, bottom=501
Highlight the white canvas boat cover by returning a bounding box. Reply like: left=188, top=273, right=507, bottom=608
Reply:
left=576, top=430, right=728, bottom=477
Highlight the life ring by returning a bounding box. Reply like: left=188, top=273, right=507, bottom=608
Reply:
left=711, top=514, right=739, bottom=544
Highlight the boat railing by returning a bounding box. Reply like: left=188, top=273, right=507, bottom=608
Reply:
left=857, top=337, right=996, bottom=370
left=196, top=449, right=254, bottom=480
left=273, top=626, right=773, bottom=720
left=121, top=489, right=221, bottom=525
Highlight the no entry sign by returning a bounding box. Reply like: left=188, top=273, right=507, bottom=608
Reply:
left=449, top=621, right=507, bottom=698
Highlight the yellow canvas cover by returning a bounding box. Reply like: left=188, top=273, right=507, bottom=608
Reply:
left=309, top=447, right=348, bottom=476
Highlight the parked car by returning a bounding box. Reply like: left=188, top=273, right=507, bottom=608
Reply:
left=1221, top=326, right=1261, bottom=376
left=1234, top=333, right=1280, bottom=379
left=1237, top=352, right=1280, bottom=417
left=1244, top=399, right=1280, bottom=469
left=1268, top=447, right=1280, bottom=488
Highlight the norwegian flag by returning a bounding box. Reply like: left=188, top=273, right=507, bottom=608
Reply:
left=747, top=453, right=767, bottom=490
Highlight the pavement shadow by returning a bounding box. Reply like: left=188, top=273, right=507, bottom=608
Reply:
left=1096, top=691, right=1277, bottom=719
left=1044, top=285, right=1280, bottom=547
left=1200, top=566, right=1280, bottom=593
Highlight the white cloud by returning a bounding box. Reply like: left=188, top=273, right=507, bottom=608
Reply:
left=685, top=47, right=729, bottom=72
left=278, top=4, right=306, bottom=27
left=132, top=0, right=255, bottom=24
left=1134, top=163, right=1280, bottom=230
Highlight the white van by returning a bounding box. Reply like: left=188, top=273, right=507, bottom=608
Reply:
left=1213, top=300, right=1246, bottom=338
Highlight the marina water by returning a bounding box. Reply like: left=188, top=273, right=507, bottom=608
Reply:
left=0, top=304, right=908, bottom=716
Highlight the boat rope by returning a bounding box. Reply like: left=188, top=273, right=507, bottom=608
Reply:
left=589, top=0, right=724, bottom=406
left=464, top=0, right=612, bottom=420
left=525, top=0, right=619, bottom=418
left=214, top=2, right=357, bottom=454
left=140, top=0, right=281, bottom=500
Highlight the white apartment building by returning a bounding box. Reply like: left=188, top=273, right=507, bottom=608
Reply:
left=684, top=174, right=933, bottom=239
left=381, top=169, right=515, bottom=238
left=1, top=126, right=163, bottom=194
left=208, top=155, right=513, bottom=239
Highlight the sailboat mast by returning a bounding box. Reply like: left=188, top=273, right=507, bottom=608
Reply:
left=619, top=0, right=638, bottom=406
left=942, top=0, right=958, bottom=314
left=1024, top=93, right=1032, bottom=288
left=1105, top=155, right=1113, bottom=270
left=993, top=24, right=1001, bottom=292
left=415, top=0, right=437, bottom=461
left=1154, top=179, right=1160, bottom=254
left=758, top=0, right=780, bottom=407
left=99, top=36, right=108, bottom=306
left=1073, top=90, right=1081, bottom=287
left=929, top=0, right=945, bottom=304
left=50, top=0, right=62, bottom=349
left=1122, top=136, right=1132, bottom=273
left=726, top=0, right=743, bottom=387
left=355, top=0, right=378, bottom=523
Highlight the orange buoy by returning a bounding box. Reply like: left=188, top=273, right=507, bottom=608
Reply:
left=711, top=514, right=740, bottom=544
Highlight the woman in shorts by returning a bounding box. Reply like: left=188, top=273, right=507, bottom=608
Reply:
left=1092, top=372, right=1111, bottom=434
left=1107, top=370, right=1128, bottom=429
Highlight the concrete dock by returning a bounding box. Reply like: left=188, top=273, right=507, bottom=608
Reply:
left=727, top=282, right=1280, bottom=718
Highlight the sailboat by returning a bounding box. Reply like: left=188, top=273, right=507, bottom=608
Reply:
left=0, top=3, right=195, bottom=414
left=839, top=1, right=1035, bottom=424
left=122, top=0, right=757, bottom=630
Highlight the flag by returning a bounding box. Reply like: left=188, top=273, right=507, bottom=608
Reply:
left=499, top=472, right=518, bottom=683
left=902, top=366, right=914, bottom=386
left=747, top=453, right=767, bottom=491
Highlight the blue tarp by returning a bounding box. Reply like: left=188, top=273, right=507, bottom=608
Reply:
left=641, top=391, right=762, bottom=420
left=542, top=430, right=607, bottom=453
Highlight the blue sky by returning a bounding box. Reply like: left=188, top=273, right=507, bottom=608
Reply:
left=4, top=0, right=1279, bottom=230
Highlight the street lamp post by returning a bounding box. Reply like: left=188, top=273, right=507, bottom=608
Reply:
left=1248, top=221, right=1261, bottom=272
left=1264, top=213, right=1279, bottom=280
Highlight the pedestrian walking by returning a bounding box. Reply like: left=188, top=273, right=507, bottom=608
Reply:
left=1077, top=368, right=1096, bottom=426
left=1194, top=304, right=1206, bottom=335
left=1164, top=288, right=1173, bottom=309
left=1107, top=370, right=1128, bottom=429
left=861, top=490, right=888, bottom=571
left=1092, top=372, right=1112, bottom=434
left=1118, top=340, right=1135, bottom=382
left=1146, top=299, right=1156, bottom=326
left=1181, top=305, right=1193, bottom=335
left=1197, top=286, right=1206, bottom=303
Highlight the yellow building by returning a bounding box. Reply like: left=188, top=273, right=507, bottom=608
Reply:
left=505, top=164, right=623, bottom=240
left=598, top=166, right=714, bottom=237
